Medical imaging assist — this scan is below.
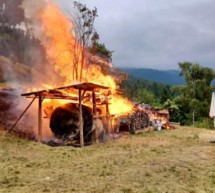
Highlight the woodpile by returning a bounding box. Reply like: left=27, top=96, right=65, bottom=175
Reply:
left=118, top=109, right=150, bottom=133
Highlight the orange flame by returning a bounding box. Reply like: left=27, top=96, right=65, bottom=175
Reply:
left=38, top=1, right=133, bottom=116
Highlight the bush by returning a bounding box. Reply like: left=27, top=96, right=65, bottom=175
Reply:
left=194, top=118, right=214, bottom=129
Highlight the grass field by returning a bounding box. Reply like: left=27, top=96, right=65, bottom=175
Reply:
left=0, top=126, right=215, bottom=193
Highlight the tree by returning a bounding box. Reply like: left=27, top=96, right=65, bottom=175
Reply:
left=0, top=0, right=48, bottom=84
left=0, top=0, right=24, bottom=27
left=163, top=99, right=181, bottom=122
left=177, top=62, right=215, bottom=125
left=159, top=86, right=172, bottom=104
left=70, top=1, right=98, bottom=82
left=89, top=42, right=113, bottom=63
left=136, top=88, right=156, bottom=105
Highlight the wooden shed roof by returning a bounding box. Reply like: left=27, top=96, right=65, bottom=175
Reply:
left=21, top=82, right=109, bottom=99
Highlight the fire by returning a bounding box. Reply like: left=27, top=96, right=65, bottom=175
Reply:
left=109, top=95, right=133, bottom=115
left=39, top=3, right=78, bottom=83
left=37, top=1, right=133, bottom=116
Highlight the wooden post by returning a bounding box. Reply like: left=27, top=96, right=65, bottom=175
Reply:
left=92, top=90, right=96, bottom=115
left=38, top=96, right=43, bottom=142
left=92, top=90, right=99, bottom=143
left=105, top=98, right=111, bottom=136
left=79, top=89, right=84, bottom=147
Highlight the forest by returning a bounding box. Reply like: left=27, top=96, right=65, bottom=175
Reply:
left=120, top=63, right=215, bottom=127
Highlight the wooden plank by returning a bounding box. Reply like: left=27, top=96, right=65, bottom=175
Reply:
left=38, top=96, right=43, bottom=142
left=79, top=89, right=84, bottom=147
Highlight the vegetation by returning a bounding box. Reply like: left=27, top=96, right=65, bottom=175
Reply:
left=121, top=63, right=215, bottom=127
left=69, top=1, right=98, bottom=82
left=0, top=1, right=47, bottom=84
left=70, top=1, right=114, bottom=82
left=0, top=126, right=215, bottom=193
left=0, top=0, right=24, bottom=26
left=120, top=76, right=173, bottom=106
left=176, top=62, right=215, bottom=125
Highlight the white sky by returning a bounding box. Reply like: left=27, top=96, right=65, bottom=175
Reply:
left=56, top=0, right=215, bottom=70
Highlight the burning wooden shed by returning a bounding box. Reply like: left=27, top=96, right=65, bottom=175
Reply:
left=11, top=82, right=112, bottom=147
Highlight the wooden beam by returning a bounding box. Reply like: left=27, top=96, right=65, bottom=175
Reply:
left=79, top=89, right=84, bottom=147
left=38, top=96, right=43, bottom=142
left=8, top=97, right=36, bottom=133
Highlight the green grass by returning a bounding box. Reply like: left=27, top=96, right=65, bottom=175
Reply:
left=0, top=126, right=215, bottom=193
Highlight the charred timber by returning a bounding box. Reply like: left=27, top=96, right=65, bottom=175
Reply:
left=50, top=103, right=93, bottom=143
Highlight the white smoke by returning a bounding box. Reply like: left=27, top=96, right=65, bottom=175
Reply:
left=21, top=0, right=47, bottom=41
left=0, top=0, right=60, bottom=140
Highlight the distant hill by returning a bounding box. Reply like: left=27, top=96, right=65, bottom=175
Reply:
left=120, top=68, right=185, bottom=85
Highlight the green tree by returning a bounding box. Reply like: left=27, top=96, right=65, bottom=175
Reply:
left=159, top=86, right=172, bottom=104
left=177, top=62, right=215, bottom=125
left=136, top=88, right=156, bottom=105
left=163, top=99, right=181, bottom=122
left=90, top=42, right=113, bottom=63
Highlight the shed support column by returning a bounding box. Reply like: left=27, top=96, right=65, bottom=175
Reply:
left=105, top=98, right=111, bottom=136
left=92, top=90, right=99, bottom=143
left=79, top=89, right=84, bottom=147
left=38, top=96, right=43, bottom=142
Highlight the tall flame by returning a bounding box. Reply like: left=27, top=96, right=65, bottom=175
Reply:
left=38, top=1, right=133, bottom=115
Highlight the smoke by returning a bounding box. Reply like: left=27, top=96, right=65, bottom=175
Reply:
left=0, top=0, right=60, bottom=140
left=20, top=0, right=64, bottom=87
left=21, top=0, right=47, bottom=40
left=0, top=0, right=133, bottom=142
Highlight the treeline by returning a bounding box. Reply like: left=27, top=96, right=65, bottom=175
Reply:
left=0, top=26, right=46, bottom=67
left=0, top=1, right=47, bottom=83
left=0, top=0, right=45, bottom=67
left=120, top=63, right=215, bottom=128
left=120, top=76, right=173, bottom=105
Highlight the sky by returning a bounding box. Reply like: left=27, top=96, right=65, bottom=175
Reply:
left=56, top=0, right=215, bottom=70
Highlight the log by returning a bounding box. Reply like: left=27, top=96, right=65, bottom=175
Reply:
left=50, top=103, right=93, bottom=143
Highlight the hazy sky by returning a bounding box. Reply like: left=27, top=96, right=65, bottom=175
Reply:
left=56, top=0, right=215, bottom=70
